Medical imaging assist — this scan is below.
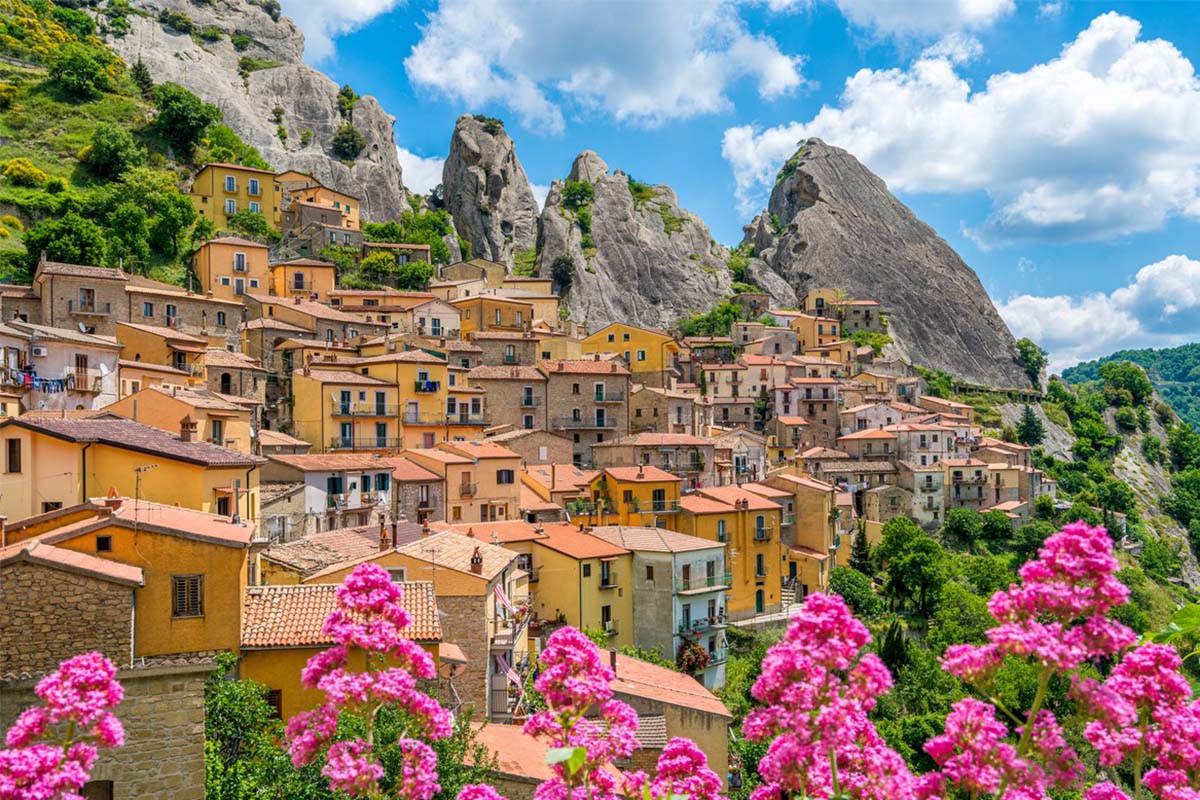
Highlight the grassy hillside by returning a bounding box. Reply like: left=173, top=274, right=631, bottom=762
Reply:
left=1063, top=343, right=1200, bottom=429
left=0, top=0, right=270, bottom=285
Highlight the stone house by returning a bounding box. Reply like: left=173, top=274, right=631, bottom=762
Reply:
left=0, top=283, right=42, bottom=324
left=33, top=259, right=129, bottom=336
left=469, top=365, right=547, bottom=430
left=631, top=386, right=697, bottom=436
left=204, top=347, right=267, bottom=410
left=898, top=461, right=946, bottom=528
left=709, top=427, right=769, bottom=485
left=774, top=378, right=840, bottom=448
left=485, top=428, right=575, bottom=465
left=383, top=455, right=445, bottom=524
left=125, top=277, right=243, bottom=345
left=473, top=330, right=541, bottom=366
left=591, top=433, right=717, bottom=489
left=863, top=484, right=914, bottom=526
left=541, top=357, right=632, bottom=465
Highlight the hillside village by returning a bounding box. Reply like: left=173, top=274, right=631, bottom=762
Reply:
left=2, top=3, right=1197, bottom=799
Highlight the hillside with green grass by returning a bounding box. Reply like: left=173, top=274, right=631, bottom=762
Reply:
left=1064, top=343, right=1200, bottom=430
left=0, top=0, right=271, bottom=286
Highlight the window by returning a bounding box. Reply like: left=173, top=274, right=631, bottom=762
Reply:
left=716, top=519, right=726, bottom=542
left=607, top=333, right=615, bottom=342
left=249, top=201, right=261, bottom=214
left=224, top=199, right=236, bottom=215
left=81, top=780, right=114, bottom=800
left=41, top=501, right=62, bottom=513
left=248, top=178, right=260, bottom=196
left=5, top=439, right=20, bottom=473
left=142, top=302, right=153, bottom=317
left=171, top=575, right=204, bottom=617
left=95, top=533, right=113, bottom=553
left=494, top=308, right=501, bottom=324
left=523, top=415, right=534, bottom=429
left=637, top=350, right=646, bottom=361
left=572, top=383, right=580, bottom=394
left=583, top=563, right=592, bottom=578
left=375, top=473, right=390, bottom=491
left=645, top=565, right=654, bottom=581
left=224, top=175, right=237, bottom=192
left=220, top=277, right=231, bottom=286
left=216, top=311, right=226, bottom=326
left=165, top=304, right=177, bottom=320
left=496, top=469, right=514, bottom=484
left=755, top=554, right=766, bottom=577
left=249, top=279, right=259, bottom=288
left=623, top=333, right=631, bottom=341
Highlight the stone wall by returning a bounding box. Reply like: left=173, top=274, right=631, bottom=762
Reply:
left=475, top=337, right=539, bottom=367
left=395, top=480, right=444, bottom=524
left=474, top=378, right=546, bottom=431
left=0, top=562, right=134, bottom=674
left=41, top=274, right=128, bottom=337
left=0, top=661, right=213, bottom=799
left=126, top=289, right=241, bottom=345
left=437, top=594, right=490, bottom=713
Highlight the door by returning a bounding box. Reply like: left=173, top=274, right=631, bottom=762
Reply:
left=340, top=390, right=352, bottom=415
left=755, top=590, right=764, bottom=614
left=595, top=408, right=606, bottom=428
left=74, top=354, right=88, bottom=388
left=339, top=422, right=352, bottom=448
left=375, top=422, right=387, bottom=448
left=220, top=373, right=232, bottom=394
left=234, top=277, right=246, bottom=296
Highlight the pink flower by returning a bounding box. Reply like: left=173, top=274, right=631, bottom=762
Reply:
left=323, top=740, right=384, bottom=797
left=458, top=784, right=510, bottom=800
left=1085, top=783, right=1132, bottom=800
left=395, top=739, right=440, bottom=800
left=649, top=738, right=724, bottom=800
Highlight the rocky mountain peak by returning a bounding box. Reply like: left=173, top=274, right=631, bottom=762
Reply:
left=105, top=0, right=408, bottom=221
left=441, top=114, right=540, bottom=267
left=746, top=137, right=1029, bottom=387
left=568, top=151, right=609, bottom=183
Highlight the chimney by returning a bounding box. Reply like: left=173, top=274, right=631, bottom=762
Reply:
left=609, top=648, right=617, bottom=674
left=179, top=415, right=197, bottom=442
left=104, top=486, right=122, bottom=511
left=469, top=547, right=483, bottom=575
left=294, top=295, right=303, bottom=304
left=637, top=463, right=644, bottom=478
left=422, top=520, right=431, bottom=537
left=593, top=352, right=600, bottom=362
left=379, top=514, right=392, bottom=552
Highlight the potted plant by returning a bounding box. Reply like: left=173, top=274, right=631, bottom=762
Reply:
left=676, top=640, right=711, bottom=674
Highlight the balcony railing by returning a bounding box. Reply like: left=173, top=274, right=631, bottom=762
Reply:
left=553, top=416, right=617, bottom=430
left=328, top=437, right=404, bottom=450
left=754, top=526, right=773, bottom=541
left=414, top=380, right=440, bottom=393
left=566, top=500, right=613, bottom=516
left=599, top=570, right=618, bottom=589
left=707, top=648, right=728, bottom=665
left=920, top=484, right=939, bottom=493
left=402, top=411, right=489, bottom=426
left=953, top=475, right=988, bottom=484
left=447, top=412, right=488, bottom=426
left=458, top=482, right=478, bottom=497
left=519, top=396, right=540, bottom=407
left=676, top=573, right=733, bottom=592
left=593, top=389, right=625, bottom=402
left=781, top=513, right=796, bottom=526
left=649, top=499, right=679, bottom=513
left=603, top=620, right=618, bottom=636
left=67, top=300, right=112, bottom=316
left=664, top=459, right=706, bottom=473
left=502, top=354, right=518, bottom=365
left=331, top=401, right=400, bottom=416
left=677, top=614, right=727, bottom=634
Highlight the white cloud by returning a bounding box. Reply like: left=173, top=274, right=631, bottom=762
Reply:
left=1038, top=2, right=1064, bottom=19
left=404, top=0, right=804, bottom=133
left=721, top=13, right=1200, bottom=242
left=530, top=183, right=550, bottom=211
left=280, top=0, right=401, bottom=62
left=395, top=147, right=445, bottom=196
left=998, top=254, right=1200, bottom=371
left=830, top=0, right=1015, bottom=37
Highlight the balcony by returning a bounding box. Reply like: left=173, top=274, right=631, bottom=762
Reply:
left=402, top=411, right=488, bottom=426
left=649, top=499, right=679, bottom=513
left=919, top=484, right=939, bottom=493
left=677, top=614, right=727, bottom=634
left=603, top=620, right=618, bottom=636
left=593, top=389, right=625, bottom=403
left=781, top=513, right=796, bottom=526
left=676, top=573, right=733, bottom=592
left=553, top=416, right=617, bottom=430
left=753, top=526, right=773, bottom=542
left=328, top=437, right=404, bottom=450
left=707, top=648, right=728, bottom=666
left=447, top=412, right=488, bottom=426
left=599, top=570, right=618, bottom=589
left=566, top=500, right=613, bottom=516
left=67, top=300, right=112, bottom=316
left=502, top=354, right=518, bottom=365
left=490, top=613, right=529, bottom=650
left=414, top=380, right=441, bottom=393
left=330, top=401, right=400, bottom=416
left=953, top=475, right=988, bottom=485
left=458, top=482, right=478, bottom=498
left=519, top=396, right=539, bottom=407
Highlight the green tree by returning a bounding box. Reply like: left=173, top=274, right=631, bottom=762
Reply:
left=1016, top=404, right=1045, bottom=446
left=1097, top=477, right=1135, bottom=514
left=82, top=123, right=144, bottom=180
left=199, top=125, right=272, bottom=171
left=1013, top=519, right=1057, bottom=566
left=105, top=202, right=150, bottom=268
left=153, top=82, right=221, bottom=156
left=23, top=212, right=108, bottom=270
left=941, top=508, right=984, bottom=549
left=1099, top=361, right=1154, bottom=406
left=362, top=210, right=454, bottom=264
left=551, top=255, right=575, bottom=294
left=980, top=509, right=1013, bottom=549
left=1016, top=337, right=1047, bottom=388
left=331, top=122, right=365, bottom=160
left=877, top=618, right=908, bottom=673
left=1142, top=434, right=1164, bottom=465
left=225, top=209, right=280, bottom=242
left=962, top=553, right=1013, bottom=595
left=828, top=566, right=882, bottom=617
left=47, top=42, right=114, bottom=101
left=561, top=179, right=594, bottom=210
left=677, top=301, right=743, bottom=338
left=131, top=57, right=154, bottom=96
left=337, top=84, right=357, bottom=117
left=849, top=521, right=873, bottom=576
left=1063, top=501, right=1102, bottom=526
left=1169, top=423, right=1200, bottom=470
left=877, top=516, right=923, bottom=565
left=1033, top=493, right=1056, bottom=522
left=927, top=582, right=993, bottom=653
left=148, top=190, right=198, bottom=258
left=885, top=535, right=947, bottom=616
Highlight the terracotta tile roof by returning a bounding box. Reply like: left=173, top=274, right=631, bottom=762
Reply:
left=469, top=365, right=546, bottom=381
left=523, top=463, right=596, bottom=493
left=273, top=257, right=337, bottom=268
left=587, top=526, right=719, bottom=553
left=538, top=359, right=631, bottom=376
left=775, top=416, right=809, bottom=426
left=441, top=441, right=520, bottom=460
left=821, top=461, right=898, bottom=473
left=679, top=495, right=736, bottom=514
left=3, top=418, right=264, bottom=467
left=0, top=540, right=143, bottom=586
left=741, top=482, right=791, bottom=500
left=299, top=368, right=391, bottom=385
left=520, top=485, right=563, bottom=513
left=385, top=530, right=516, bottom=580
left=35, top=261, right=128, bottom=281
left=117, top=321, right=208, bottom=345
left=241, top=318, right=311, bottom=332
left=200, top=162, right=276, bottom=175
left=245, top=294, right=368, bottom=323
left=433, top=519, right=548, bottom=543
left=634, top=714, right=669, bottom=748
left=944, top=458, right=988, bottom=467
left=597, top=433, right=711, bottom=448
left=610, top=653, right=730, bottom=717
left=601, top=466, right=680, bottom=484
left=242, top=582, right=440, bottom=648
left=470, top=724, right=623, bottom=782
left=8, top=496, right=257, bottom=548
left=768, top=473, right=837, bottom=493
left=788, top=377, right=839, bottom=385
left=135, top=386, right=245, bottom=412
left=204, top=348, right=267, bottom=371
left=7, top=322, right=119, bottom=349
left=261, top=522, right=424, bottom=576
left=379, top=456, right=441, bottom=482
left=486, top=428, right=573, bottom=445
left=405, top=448, right=473, bottom=465
left=694, top=485, right=783, bottom=511
left=800, top=447, right=850, bottom=458
left=268, top=453, right=392, bottom=472
left=257, top=429, right=311, bottom=448
left=351, top=350, right=447, bottom=365
left=534, top=523, right=630, bottom=559
left=838, top=429, right=897, bottom=441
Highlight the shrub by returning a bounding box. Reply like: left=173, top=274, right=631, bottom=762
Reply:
left=225, top=210, right=280, bottom=243
left=331, top=122, right=365, bottom=160
left=472, top=113, right=503, bottom=134
left=276, top=125, right=287, bottom=143
left=45, top=176, right=68, bottom=194
left=157, top=9, right=196, bottom=34
left=237, top=56, right=282, bottom=78
left=299, top=128, right=313, bottom=146
left=2, top=158, right=47, bottom=188
left=231, top=33, right=252, bottom=51
left=51, top=5, right=97, bottom=38
left=256, top=0, right=282, bottom=21
left=153, top=83, right=221, bottom=156
left=199, top=125, right=272, bottom=171
left=550, top=255, right=575, bottom=293
left=561, top=179, right=593, bottom=211
left=1115, top=406, right=1139, bottom=432
left=0, top=215, right=25, bottom=233
left=337, top=84, right=357, bottom=118
left=627, top=176, right=655, bottom=205
left=198, top=25, right=222, bottom=42
left=1016, top=337, right=1047, bottom=388
left=81, top=123, right=145, bottom=180
left=47, top=42, right=115, bottom=101
left=0, top=82, right=16, bottom=110
left=130, top=58, right=154, bottom=97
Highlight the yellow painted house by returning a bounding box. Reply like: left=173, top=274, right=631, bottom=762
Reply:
left=676, top=485, right=784, bottom=620
left=189, top=163, right=280, bottom=228
left=290, top=367, right=401, bottom=453
left=0, top=416, right=264, bottom=521
left=270, top=258, right=339, bottom=303
left=580, top=466, right=682, bottom=527
left=104, top=386, right=254, bottom=453
left=451, top=296, right=535, bottom=336
left=2, top=494, right=255, bottom=657
left=354, top=349, right=488, bottom=447
left=582, top=323, right=681, bottom=383
left=528, top=522, right=634, bottom=647
left=116, top=322, right=209, bottom=382
left=405, top=441, right=522, bottom=523
left=191, top=237, right=272, bottom=303
left=241, top=582, right=440, bottom=720
left=760, top=472, right=840, bottom=597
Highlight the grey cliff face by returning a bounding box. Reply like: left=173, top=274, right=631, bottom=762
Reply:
left=105, top=0, right=407, bottom=221
left=441, top=115, right=540, bottom=266
left=748, top=138, right=1030, bottom=388
left=537, top=151, right=731, bottom=333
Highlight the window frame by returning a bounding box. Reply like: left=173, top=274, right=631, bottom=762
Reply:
left=171, top=574, right=204, bottom=618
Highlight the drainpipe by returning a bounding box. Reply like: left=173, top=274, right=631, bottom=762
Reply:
left=244, top=466, right=256, bottom=520
left=80, top=442, right=91, bottom=504
left=130, top=589, right=136, bottom=668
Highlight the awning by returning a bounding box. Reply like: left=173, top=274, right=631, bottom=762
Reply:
left=171, top=345, right=206, bottom=354
left=439, top=642, right=469, bottom=665
left=213, top=486, right=252, bottom=495
left=788, top=545, right=829, bottom=561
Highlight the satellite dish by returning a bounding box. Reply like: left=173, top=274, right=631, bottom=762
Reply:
left=79, top=323, right=88, bottom=333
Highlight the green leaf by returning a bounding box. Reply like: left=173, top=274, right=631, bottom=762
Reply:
left=545, top=746, right=588, bottom=775
left=1173, top=604, right=1200, bottom=633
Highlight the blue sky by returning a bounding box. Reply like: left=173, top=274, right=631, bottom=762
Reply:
left=279, top=0, right=1200, bottom=371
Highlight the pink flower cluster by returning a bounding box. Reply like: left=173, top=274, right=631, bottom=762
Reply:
left=286, top=563, right=452, bottom=798
left=741, top=592, right=913, bottom=800
left=523, top=627, right=640, bottom=800
left=943, top=522, right=1135, bottom=683
left=0, top=652, right=125, bottom=800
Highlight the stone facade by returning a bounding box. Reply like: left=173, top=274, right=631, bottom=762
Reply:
left=474, top=335, right=540, bottom=367
left=0, top=562, right=134, bottom=674
left=471, top=372, right=547, bottom=431
left=394, top=478, right=444, bottom=524
left=485, top=430, right=575, bottom=466
left=543, top=371, right=631, bottom=465
left=39, top=271, right=128, bottom=336
left=0, top=662, right=213, bottom=800
left=126, top=288, right=241, bottom=346
left=437, top=594, right=490, bottom=712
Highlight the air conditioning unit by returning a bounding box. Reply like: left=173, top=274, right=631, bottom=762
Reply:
left=31, top=346, right=48, bottom=358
